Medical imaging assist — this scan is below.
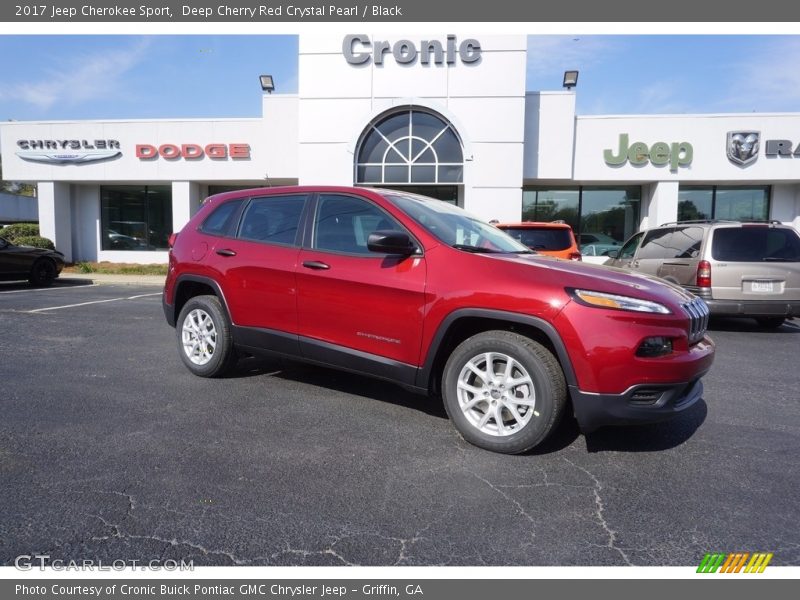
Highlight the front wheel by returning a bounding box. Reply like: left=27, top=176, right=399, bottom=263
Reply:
left=442, top=330, right=567, bottom=454
left=176, top=295, right=237, bottom=377
left=29, top=259, right=56, bottom=287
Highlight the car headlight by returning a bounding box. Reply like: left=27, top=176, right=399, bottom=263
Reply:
left=569, top=288, right=671, bottom=314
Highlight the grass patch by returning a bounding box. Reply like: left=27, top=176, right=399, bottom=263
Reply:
left=65, top=262, right=168, bottom=276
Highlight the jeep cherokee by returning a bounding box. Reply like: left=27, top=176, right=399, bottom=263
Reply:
left=163, top=186, right=715, bottom=454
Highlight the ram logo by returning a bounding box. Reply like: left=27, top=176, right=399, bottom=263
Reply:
left=727, top=131, right=760, bottom=167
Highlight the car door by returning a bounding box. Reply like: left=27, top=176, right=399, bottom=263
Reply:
left=654, top=226, right=704, bottom=285
left=0, top=239, right=35, bottom=277
left=296, top=193, right=427, bottom=379
left=210, top=193, right=308, bottom=341
left=625, top=228, right=677, bottom=277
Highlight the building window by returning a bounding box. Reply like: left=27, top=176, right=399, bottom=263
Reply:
left=101, top=185, right=172, bottom=251
left=522, top=186, right=641, bottom=247
left=678, top=186, right=770, bottom=222
left=355, top=109, right=464, bottom=187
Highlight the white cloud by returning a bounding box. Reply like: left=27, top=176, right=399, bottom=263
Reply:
left=0, top=38, right=152, bottom=112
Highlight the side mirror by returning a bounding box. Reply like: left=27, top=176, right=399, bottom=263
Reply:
left=606, top=250, right=620, bottom=259
left=367, top=230, right=417, bottom=255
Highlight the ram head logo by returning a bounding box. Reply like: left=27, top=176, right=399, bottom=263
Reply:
left=727, top=131, right=760, bottom=166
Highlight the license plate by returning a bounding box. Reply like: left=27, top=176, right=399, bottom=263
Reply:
left=751, top=281, right=774, bottom=293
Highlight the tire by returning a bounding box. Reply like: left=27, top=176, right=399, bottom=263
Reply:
left=442, top=330, right=567, bottom=454
left=756, top=317, right=785, bottom=329
left=176, top=295, right=237, bottom=377
left=28, top=259, right=56, bottom=287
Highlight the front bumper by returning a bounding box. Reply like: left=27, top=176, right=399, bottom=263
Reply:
left=570, top=375, right=706, bottom=433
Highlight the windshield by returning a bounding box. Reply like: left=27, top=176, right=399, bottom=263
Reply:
left=386, top=193, right=531, bottom=254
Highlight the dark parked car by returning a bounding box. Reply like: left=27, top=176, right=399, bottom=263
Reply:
left=0, top=237, right=64, bottom=286
left=163, top=186, right=714, bottom=454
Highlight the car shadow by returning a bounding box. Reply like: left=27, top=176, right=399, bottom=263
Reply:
left=523, top=414, right=582, bottom=455
left=227, top=355, right=708, bottom=453
left=0, top=278, right=94, bottom=291
left=708, top=317, right=800, bottom=333
left=229, top=354, right=448, bottom=419
left=582, top=399, right=708, bottom=453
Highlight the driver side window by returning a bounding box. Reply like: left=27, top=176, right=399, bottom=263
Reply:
left=619, top=232, right=644, bottom=259
left=313, top=194, right=403, bottom=255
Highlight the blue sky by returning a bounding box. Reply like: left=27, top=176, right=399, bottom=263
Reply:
left=1, top=35, right=798, bottom=121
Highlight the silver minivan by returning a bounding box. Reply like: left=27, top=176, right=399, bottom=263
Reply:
left=607, top=221, right=800, bottom=328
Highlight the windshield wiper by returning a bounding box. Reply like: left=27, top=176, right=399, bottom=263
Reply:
left=452, top=244, right=504, bottom=253
left=763, top=257, right=797, bottom=262
left=451, top=244, right=534, bottom=255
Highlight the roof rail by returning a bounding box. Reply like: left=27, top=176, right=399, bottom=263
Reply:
left=658, top=219, right=738, bottom=226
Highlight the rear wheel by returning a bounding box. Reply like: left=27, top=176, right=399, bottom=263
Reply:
left=756, top=317, right=785, bottom=329
left=176, top=295, right=237, bottom=377
left=28, top=259, right=56, bottom=287
left=442, top=330, right=567, bottom=454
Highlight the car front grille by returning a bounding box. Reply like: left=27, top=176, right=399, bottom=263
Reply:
left=683, top=297, right=710, bottom=345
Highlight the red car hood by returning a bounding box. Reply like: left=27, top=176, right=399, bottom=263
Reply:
left=493, top=253, right=697, bottom=306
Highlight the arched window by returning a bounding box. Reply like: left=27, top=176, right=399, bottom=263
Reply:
left=355, top=109, right=464, bottom=186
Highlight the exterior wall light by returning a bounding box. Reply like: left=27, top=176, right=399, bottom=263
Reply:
left=563, top=70, right=579, bottom=89
left=260, top=75, right=275, bottom=93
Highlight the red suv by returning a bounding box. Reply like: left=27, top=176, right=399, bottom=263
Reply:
left=163, top=186, right=714, bottom=454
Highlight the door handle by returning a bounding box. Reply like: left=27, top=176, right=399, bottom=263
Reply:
left=302, top=260, right=330, bottom=270
left=632, top=260, right=640, bottom=268
left=216, top=248, right=237, bottom=257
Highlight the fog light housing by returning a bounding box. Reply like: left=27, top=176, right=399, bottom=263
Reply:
left=636, top=337, right=673, bottom=357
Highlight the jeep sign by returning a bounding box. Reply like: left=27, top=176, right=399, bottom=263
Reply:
left=604, top=133, right=693, bottom=172
left=343, top=34, right=481, bottom=66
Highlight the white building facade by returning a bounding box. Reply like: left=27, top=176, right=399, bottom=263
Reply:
left=1, top=33, right=799, bottom=263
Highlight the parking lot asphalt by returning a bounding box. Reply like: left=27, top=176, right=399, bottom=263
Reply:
left=0, top=280, right=798, bottom=566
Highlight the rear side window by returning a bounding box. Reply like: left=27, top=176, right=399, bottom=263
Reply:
left=637, top=228, right=675, bottom=260
left=668, top=226, right=704, bottom=258
left=637, top=227, right=703, bottom=260
left=238, top=195, right=307, bottom=245
left=503, top=227, right=572, bottom=251
left=199, top=199, right=244, bottom=236
left=712, top=227, right=800, bottom=262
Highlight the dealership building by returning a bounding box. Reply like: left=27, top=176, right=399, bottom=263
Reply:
left=2, top=34, right=800, bottom=263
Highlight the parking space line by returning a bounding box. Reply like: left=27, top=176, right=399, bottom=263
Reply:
left=27, top=292, right=162, bottom=313
left=0, top=284, right=99, bottom=295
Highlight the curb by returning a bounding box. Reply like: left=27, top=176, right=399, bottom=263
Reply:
left=59, top=273, right=166, bottom=286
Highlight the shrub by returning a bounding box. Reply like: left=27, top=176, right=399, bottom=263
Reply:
left=13, top=236, right=56, bottom=250
left=0, top=222, right=40, bottom=242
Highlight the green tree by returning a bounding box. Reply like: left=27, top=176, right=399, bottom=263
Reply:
left=0, top=154, right=37, bottom=197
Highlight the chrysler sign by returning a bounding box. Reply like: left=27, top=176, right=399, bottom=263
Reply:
left=343, top=34, right=481, bottom=66
left=16, top=139, right=121, bottom=165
